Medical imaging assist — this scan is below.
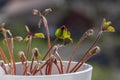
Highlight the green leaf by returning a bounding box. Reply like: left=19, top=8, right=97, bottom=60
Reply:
left=55, top=26, right=71, bottom=39
left=34, top=33, right=45, bottom=38
left=24, top=36, right=29, bottom=42
left=62, top=29, right=71, bottom=39
left=55, top=28, right=62, bottom=38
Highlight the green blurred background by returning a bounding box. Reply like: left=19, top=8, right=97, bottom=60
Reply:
left=0, top=0, right=120, bottom=80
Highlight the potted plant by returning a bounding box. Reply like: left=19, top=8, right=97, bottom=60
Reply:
left=0, top=8, right=115, bottom=80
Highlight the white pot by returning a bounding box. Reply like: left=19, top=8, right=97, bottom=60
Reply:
left=0, top=61, right=92, bottom=80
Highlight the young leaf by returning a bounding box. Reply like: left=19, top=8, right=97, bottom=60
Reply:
left=34, top=33, right=45, bottom=38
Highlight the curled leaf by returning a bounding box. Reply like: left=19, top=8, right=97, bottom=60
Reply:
left=55, top=28, right=62, bottom=38
left=24, top=36, right=29, bottom=42
left=107, top=26, right=115, bottom=32
left=55, top=26, right=72, bottom=44
left=25, top=25, right=30, bottom=33
left=44, top=8, right=52, bottom=13
left=89, top=46, right=101, bottom=55
left=34, top=33, right=45, bottom=38
left=18, top=51, right=26, bottom=62
left=33, top=9, right=39, bottom=15
left=102, top=18, right=115, bottom=32
left=86, top=29, right=94, bottom=36
left=55, top=26, right=71, bottom=39
left=32, top=48, right=41, bottom=59
left=14, top=36, right=23, bottom=42
left=43, top=8, right=52, bottom=16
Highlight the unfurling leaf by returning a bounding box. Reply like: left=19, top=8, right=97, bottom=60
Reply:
left=32, top=48, right=41, bottom=59
left=24, top=36, right=29, bottom=42
left=102, top=18, right=115, bottom=32
left=14, top=36, right=23, bottom=42
left=33, top=9, right=39, bottom=15
left=89, top=46, right=101, bottom=55
left=107, top=26, right=115, bottom=32
left=34, top=33, right=45, bottom=38
left=55, top=28, right=62, bottom=38
left=25, top=25, right=30, bottom=33
left=55, top=26, right=72, bottom=44
left=55, top=26, right=71, bottom=39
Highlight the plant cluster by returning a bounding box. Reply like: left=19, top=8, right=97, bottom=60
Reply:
left=0, top=8, right=115, bottom=75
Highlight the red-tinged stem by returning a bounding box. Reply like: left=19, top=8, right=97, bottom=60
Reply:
left=55, top=52, right=63, bottom=74
left=30, top=57, right=34, bottom=73
left=51, top=46, right=63, bottom=74
left=3, top=66, right=8, bottom=74
left=45, top=62, right=50, bottom=75
left=4, top=33, right=16, bottom=75
left=42, top=38, right=58, bottom=61
left=32, top=59, right=49, bottom=75
left=66, top=33, right=87, bottom=73
left=39, top=67, right=43, bottom=75
left=0, top=65, right=8, bottom=74
left=23, top=66, right=28, bottom=75
left=48, top=60, right=53, bottom=75
left=70, top=31, right=102, bottom=72
left=22, top=62, right=27, bottom=75
left=31, top=64, right=43, bottom=75
left=26, top=36, right=32, bottom=60
left=38, top=12, right=51, bottom=49
left=72, top=54, right=93, bottom=72
left=31, top=65, right=37, bottom=75
left=54, top=62, right=62, bottom=74
left=0, top=48, right=12, bottom=72
left=42, top=16, right=51, bottom=49
left=10, top=37, right=14, bottom=53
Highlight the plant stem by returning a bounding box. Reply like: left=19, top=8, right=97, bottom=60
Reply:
left=54, top=52, right=63, bottom=74
left=48, top=62, right=53, bottom=75
left=54, top=61, right=62, bottom=74
left=4, top=33, right=16, bottom=75
left=70, top=31, right=102, bottom=72
left=42, top=38, right=58, bottom=61
left=26, top=36, right=32, bottom=60
left=66, top=33, right=87, bottom=73
left=22, top=62, right=28, bottom=75
left=10, top=37, right=14, bottom=53
left=72, top=54, right=93, bottom=72
left=0, top=48, right=12, bottom=72
left=0, top=63, right=8, bottom=74
left=45, top=63, right=49, bottom=75
left=38, top=12, right=51, bottom=49
left=2, top=65, right=8, bottom=74
left=30, top=56, right=34, bottom=73
left=45, top=61, right=52, bottom=75
left=32, top=59, right=49, bottom=75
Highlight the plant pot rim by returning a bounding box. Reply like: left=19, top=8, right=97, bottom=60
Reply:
left=1, top=61, right=93, bottom=77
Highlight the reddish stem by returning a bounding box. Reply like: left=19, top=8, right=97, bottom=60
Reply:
left=42, top=38, right=58, bottom=61
left=70, top=31, right=102, bottom=72
left=66, top=33, right=87, bottom=73
left=23, top=62, right=28, bottom=75
left=30, top=57, right=34, bottom=73
left=32, top=59, right=49, bottom=75
left=4, top=33, right=16, bottom=75
left=0, top=48, right=12, bottom=73
left=54, top=62, right=62, bottom=74
left=26, top=36, right=32, bottom=60
left=72, top=54, right=92, bottom=72
left=55, top=52, right=63, bottom=74
left=38, top=12, right=51, bottom=49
